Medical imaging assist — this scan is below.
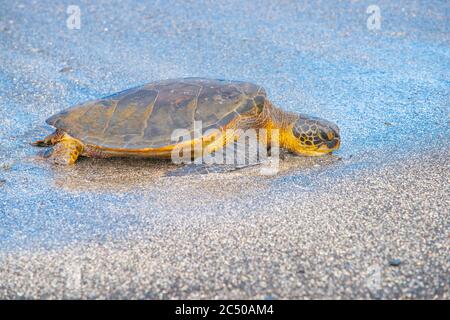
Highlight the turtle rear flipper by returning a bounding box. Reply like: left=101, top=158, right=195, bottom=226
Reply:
left=31, top=129, right=66, bottom=147
left=45, top=137, right=84, bottom=165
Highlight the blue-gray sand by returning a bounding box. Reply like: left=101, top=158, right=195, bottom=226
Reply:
left=0, top=0, right=448, bottom=299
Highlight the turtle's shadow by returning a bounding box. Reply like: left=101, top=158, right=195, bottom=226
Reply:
left=48, top=153, right=344, bottom=193
left=50, top=157, right=176, bottom=192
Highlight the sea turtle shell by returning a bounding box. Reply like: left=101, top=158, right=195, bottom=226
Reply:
left=47, top=78, right=267, bottom=149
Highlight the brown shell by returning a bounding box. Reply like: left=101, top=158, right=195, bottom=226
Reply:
left=47, top=78, right=267, bottom=149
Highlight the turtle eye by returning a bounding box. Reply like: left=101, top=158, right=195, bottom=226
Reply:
left=319, top=130, right=334, bottom=141
left=319, top=130, right=329, bottom=141
left=327, top=131, right=334, bottom=140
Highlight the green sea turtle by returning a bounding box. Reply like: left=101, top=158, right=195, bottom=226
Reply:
left=32, top=78, right=340, bottom=168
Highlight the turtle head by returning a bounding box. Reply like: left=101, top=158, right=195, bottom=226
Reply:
left=288, top=115, right=340, bottom=156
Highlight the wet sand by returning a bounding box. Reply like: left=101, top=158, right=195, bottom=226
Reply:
left=0, top=151, right=448, bottom=299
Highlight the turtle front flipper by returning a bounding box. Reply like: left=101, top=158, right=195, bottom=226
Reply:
left=167, top=138, right=268, bottom=176
left=45, top=137, right=84, bottom=165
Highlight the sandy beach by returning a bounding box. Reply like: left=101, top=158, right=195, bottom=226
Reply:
left=0, top=0, right=448, bottom=299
